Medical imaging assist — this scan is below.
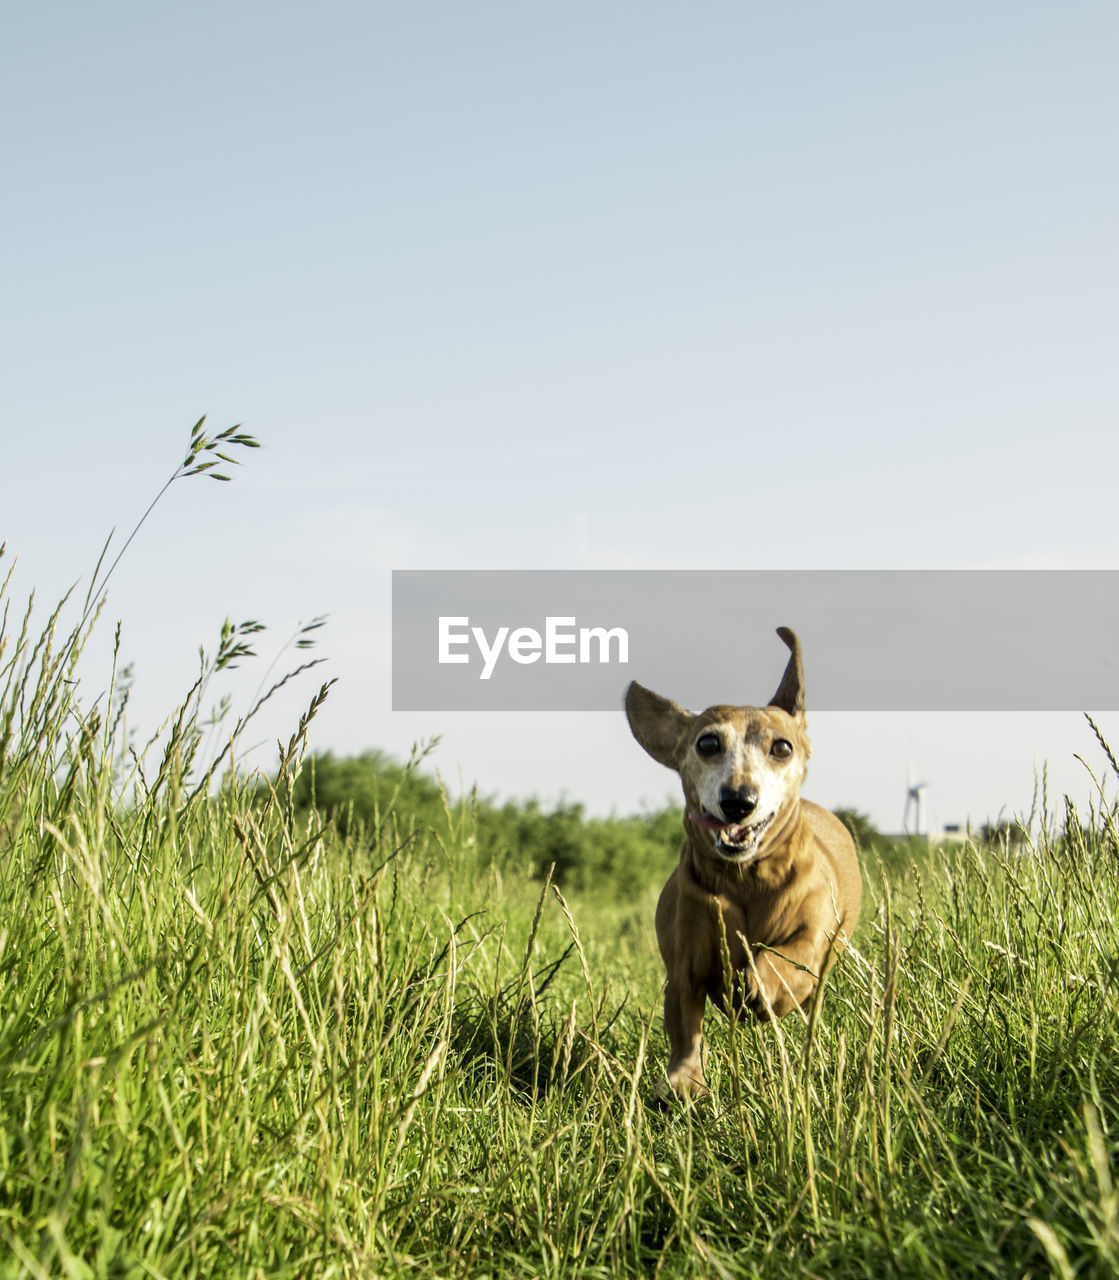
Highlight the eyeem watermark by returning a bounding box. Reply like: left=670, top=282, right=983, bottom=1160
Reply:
left=393, top=569, right=1119, bottom=711
left=439, top=615, right=629, bottom=680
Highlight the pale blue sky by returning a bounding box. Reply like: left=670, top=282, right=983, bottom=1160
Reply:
left=3, top=3, right=1118, bottom=831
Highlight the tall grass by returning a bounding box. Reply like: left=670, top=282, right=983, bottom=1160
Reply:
left=2, top=446, right=1118, bottom=1277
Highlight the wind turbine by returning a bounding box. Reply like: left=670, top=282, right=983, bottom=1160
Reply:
left=904, top=767, right=928, bottom=836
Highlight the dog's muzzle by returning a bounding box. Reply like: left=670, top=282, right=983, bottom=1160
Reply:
left=690, top=809, right=774, bottom=859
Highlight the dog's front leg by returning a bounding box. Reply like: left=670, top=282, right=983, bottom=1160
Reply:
left=742, top=937, right=822, bottom=1020
left=662, top=976, right=707, bottom=1098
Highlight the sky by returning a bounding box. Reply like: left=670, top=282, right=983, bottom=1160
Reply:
left=3, top=2, right=1118, bottom=834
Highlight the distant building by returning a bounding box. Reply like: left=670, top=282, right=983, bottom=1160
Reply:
left=883, top=819, right=972, bottom=843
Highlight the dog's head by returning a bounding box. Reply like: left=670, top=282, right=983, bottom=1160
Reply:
left=625, top=627, right=811, bottom=864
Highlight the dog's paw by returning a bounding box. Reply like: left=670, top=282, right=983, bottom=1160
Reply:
left=740, top=986, right=773, bottom=1020
left=658, top=1067, right=707, bottom=1104
left=736, top=973, right=781, bottom=1021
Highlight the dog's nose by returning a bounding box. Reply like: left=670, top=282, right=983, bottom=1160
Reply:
left=719, top=786, right=758, bottom=823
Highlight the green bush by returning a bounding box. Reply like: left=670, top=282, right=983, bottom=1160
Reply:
left=279, top=748, right=684, bottom=897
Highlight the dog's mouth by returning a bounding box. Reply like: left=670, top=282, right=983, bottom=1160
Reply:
left=689, top=809, right=774, bottom=859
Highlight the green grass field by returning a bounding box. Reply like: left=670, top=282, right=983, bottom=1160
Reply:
left=3, top=439, right=1118, bottom=1278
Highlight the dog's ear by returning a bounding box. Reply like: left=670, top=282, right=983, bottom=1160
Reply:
left=625, top=681, right=692, bottom=769
left=767, top=626, right=806, bottom=718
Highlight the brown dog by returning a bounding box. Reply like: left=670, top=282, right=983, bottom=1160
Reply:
left=625, top=627, right=861, bottom=1098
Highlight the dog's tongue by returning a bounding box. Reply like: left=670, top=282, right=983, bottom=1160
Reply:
left=689, top=810, right=729, bottom=831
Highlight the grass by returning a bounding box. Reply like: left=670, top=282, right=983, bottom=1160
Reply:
left=2, top=436, right=1119, bottom=1278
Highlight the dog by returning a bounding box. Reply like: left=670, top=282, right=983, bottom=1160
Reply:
left=625, top=627, right=862, bottom=1099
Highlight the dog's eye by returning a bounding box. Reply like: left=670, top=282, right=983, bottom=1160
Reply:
left=771, top=738, right=793, bottom=760
left=695, top=732, right=722, bottom=757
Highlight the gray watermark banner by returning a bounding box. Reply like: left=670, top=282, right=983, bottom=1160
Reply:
left=391, top=570, right=1119, bottom=711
